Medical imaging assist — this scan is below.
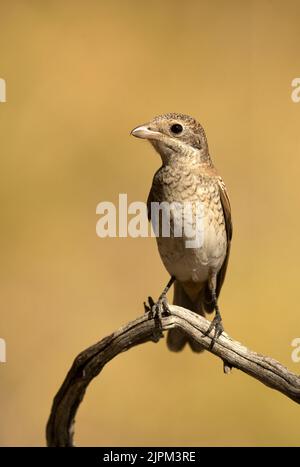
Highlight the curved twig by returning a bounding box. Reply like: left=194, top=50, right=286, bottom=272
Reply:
left=46, top=305, right=300, bottom=447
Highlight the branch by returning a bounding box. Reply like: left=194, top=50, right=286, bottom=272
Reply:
left=46, top=305, right=300, bottom=447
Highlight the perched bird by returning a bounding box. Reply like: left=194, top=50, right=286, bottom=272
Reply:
left=131, top=113, right=232, bottom=351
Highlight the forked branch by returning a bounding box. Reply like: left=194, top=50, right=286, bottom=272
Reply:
left=46, top=305, right=300, bottom=447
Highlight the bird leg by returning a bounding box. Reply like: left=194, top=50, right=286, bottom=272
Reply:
left=144, top=276, right=175, bottom=320
left=143, top=276, right=175, bottom=341
left=205, top=291, right=224, bottom=348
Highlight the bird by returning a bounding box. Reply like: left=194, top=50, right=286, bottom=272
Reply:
left=131, top=113, right=232, bottom=351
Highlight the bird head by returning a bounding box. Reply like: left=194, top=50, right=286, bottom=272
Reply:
left=131, top=113, right=211, bottom=166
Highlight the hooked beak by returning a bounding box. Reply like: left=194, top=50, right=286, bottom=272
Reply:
left=130, top=124, right=160, bottom=140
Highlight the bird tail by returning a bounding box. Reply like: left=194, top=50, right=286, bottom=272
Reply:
left=167, top=280, right=205, bottom=353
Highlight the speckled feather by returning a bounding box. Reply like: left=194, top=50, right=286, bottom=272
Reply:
left=135, top=113, right=232, bottom=351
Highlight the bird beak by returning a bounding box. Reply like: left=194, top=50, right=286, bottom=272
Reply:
left=130, top=124, right=160, bottom=140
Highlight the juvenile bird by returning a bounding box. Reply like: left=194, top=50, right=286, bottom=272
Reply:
left=131, top=113, right=232, bottom=351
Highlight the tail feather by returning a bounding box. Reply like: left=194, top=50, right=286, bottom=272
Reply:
left=167, top=280, right=205, bottom=353
left=203, top=282, right=215, bottom=314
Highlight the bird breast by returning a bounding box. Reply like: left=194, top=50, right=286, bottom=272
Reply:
left=151, top=166, right=227, bottom=283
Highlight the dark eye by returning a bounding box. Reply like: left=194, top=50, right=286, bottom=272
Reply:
left=170, top=123, right=183, bottom=134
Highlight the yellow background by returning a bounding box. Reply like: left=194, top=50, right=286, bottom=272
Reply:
left=0, top=0, right=300, bottom=446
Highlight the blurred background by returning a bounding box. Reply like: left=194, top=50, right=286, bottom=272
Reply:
left=0, top=0, right=300, bottom=447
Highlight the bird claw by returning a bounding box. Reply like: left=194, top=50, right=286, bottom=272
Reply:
left=152, top=294, right=171, bottom=320
left=205, top=311, right=224, bottom=349
left=144, top=277, right=175, bottom=341
left=144, top=296, right=155, bottom=313
left=144, top=295, right=169, bottom=341
left=144, top=295, right=170, bottom=319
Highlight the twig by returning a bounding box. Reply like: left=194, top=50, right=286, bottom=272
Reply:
left=46, top=305, right=300, bottom=447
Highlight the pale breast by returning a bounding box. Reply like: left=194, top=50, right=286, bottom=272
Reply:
left=151, top=166, right=227, bottom=283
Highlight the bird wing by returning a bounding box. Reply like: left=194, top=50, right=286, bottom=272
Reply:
left=147, top=185, right=173, bottom=236
left=216, top=177, right=232, bottom=297
left=147, top=188, right=153, bottom=222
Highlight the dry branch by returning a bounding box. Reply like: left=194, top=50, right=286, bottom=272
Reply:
left=46, top=305, right=300, bottom=447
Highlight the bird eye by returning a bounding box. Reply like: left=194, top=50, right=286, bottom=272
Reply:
left=170, top=123, right=183, bottom=134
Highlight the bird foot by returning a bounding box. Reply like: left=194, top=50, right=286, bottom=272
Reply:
left=144, top=294, right=170, bottom=320
left=144, top=296, right=154, bottom=314
left=205, top=310, right=224, bottom=349
left=144, top=295, right=169, bottom=341
left=153, top=294, right=171, bottom=319
left=143, top=277, right=175, bottom=341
